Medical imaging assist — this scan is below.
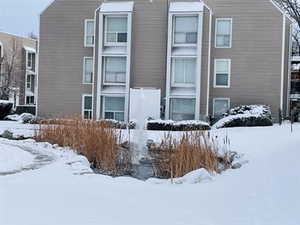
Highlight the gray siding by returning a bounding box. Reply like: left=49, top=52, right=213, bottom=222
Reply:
left=38, top=0, right=100, bottom=118
left=208, top=0, right=289, bottom=119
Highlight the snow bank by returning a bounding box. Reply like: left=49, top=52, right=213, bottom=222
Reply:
left=5, top=113, right=35, bottom=124
left=0, top=143, right=34, bottom=173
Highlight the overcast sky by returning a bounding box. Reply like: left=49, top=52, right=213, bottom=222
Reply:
left=0, top=0, right=53, bottom=37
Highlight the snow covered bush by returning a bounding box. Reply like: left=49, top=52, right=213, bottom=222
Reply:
left=0, top=100, right=13, bottom=120
left=149, top=132, right=233, bottom=179
left=5, top=113, right=36, bottom=124
left=35, top=118, right=131, bottom=176
left=213, top=105, right=273, bottom=129
left=147, top=120, right=210, bottom=131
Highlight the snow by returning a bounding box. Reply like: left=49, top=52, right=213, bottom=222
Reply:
left=147, top=119, right=209, bottom=126
left=0, top=122, right=300, bottom=225
left=100, top=1, right=134, bottom=12
left=0, top=100, right=13, bottom=104
left=23, top=45, right=36, bottom=53
left=0, top=121, right=36, bottom=138
left=169, top=2, right=204, bottom=12
left=0, top=143, right=34, bottom=173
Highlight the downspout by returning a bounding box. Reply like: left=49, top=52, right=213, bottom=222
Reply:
left=205, top=5, right=213, bottom=117
left=287, top=23, right=293, bottom=116
left=280, top=14, right=286, bottom=111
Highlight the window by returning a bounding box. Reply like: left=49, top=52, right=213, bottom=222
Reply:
left=214, top=59, right=230, bottom=87
left=104, top=96, right=125, bottom=121
left=104, top=57, right=126, bottom=84
left=215, top=18, right=232, bottom=48
left=172, top=57, right=196, bottom=86
left=83, top=95, right=93, bottom=119
left=105, top=16, right=128, bottom=46
left=26, top=96, right=35, bottom=105
left=213, top=98, right=230, bottom=117
left=27, top=52, right=35, bottom=71
left=26, top=74, right=35, bottom=90
left=173, top=15, right=198, bottom=45
left=170, top=98, right=195, bottom=121
left=83, top=57, right=93, bottom=84
left=85, top=19, right=95, bottom=47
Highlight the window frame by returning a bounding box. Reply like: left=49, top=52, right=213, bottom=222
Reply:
left=27, top=52, right=35, bottom=71
left=214, top=59, right=231, bottom=88
left=82, top=56, right=94, bottom=84
left=102, top=96, right=125, bottom=121
left=26, top=74, right=35, bottom=90
left=172, top=14, right=199, bottom=47
left=103, top=56, right=127, bottom=86
left=169, top=97, right=196, bottom=121
left=104, top=15, right=128, bottom=47
left=215, top=18, right=233, bottom=49
left=84, top=19, right=95, bottom=47
left=26, top=96, right=35, bottom=105
left=213, top=98, right=230, bottom=117
left=171, top=56, right=197, bottom=87
left=82, top=94, right=93, bottom=120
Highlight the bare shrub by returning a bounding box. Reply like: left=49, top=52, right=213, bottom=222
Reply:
left=150, top=131, right=231, bottom=179
left=35, top=116, right=131, bottom=175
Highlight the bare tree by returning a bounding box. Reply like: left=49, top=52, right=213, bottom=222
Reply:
left=274, top=0, right=300, bottom=55
left=28, top=32, right=38, bottom=40
left=0, top=38, right=21, bottom=106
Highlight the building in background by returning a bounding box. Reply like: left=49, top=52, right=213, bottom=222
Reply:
left=290, top=56, right=300, bottom=121
left=0, top=32, right=37, bottom=114
left=38, top=0, right=291, bottom=121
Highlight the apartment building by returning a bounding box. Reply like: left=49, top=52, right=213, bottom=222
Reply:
left=0, top=32, right=38, bottom=113
left=38, top=0, right=292, bottom=121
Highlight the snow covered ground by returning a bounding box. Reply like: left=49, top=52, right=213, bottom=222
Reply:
left=0, top=122, right=300, bottom=225
left=0, top=143, right=34, bottom=174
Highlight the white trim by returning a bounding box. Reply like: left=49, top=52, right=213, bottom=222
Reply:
left=84, top=19, right=95, bottom=48
left=212, top=98, right=230, bottom=117
left=214, top=59, right=231, bottom=88
left=195, top=13, right=203, bottom=120
left=280, top=15, right=286, bottom=110
left=165, top=12, right=173, bottom=120
left=82, top=94, right=93, bottom=119
left=215, top=18, right=233, bottom=49
left=165, top=10, right=203, bottom=120
left=82, top=56, right=94, bottom=84
left=96, top=9, right=132, bottom=122
left=100, top=1, right=134, bottom=13
left=206, top=8, right=213, bottom=116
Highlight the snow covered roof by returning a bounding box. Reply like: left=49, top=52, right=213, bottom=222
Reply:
left=169, top=2, right=204, bottom=12
left=100, top=1, right=134, bottom=12
left=23, top=46, right=36, bottom=53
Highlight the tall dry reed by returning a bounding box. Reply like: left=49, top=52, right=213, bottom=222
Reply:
left=35, top=117, right=130, bottom=175
left=150, top=131, right=229, bottom=179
